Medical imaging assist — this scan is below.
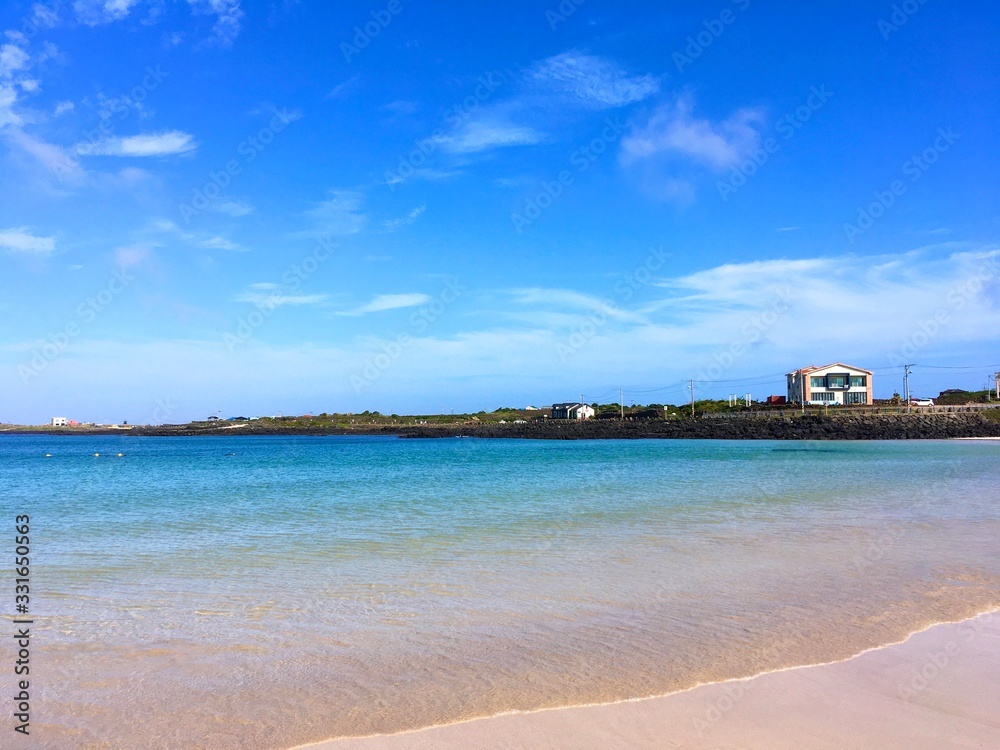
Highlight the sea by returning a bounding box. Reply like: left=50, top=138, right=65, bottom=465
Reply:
left=1, top=435, right=998, bottom=749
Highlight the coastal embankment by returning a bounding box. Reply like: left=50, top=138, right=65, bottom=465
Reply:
left=45, top=409, right=999, bottom=439
left=401, top=411, right=1000, bottom=440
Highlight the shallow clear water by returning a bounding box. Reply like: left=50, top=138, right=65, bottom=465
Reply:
left=2, top=435, right=999, bottom=749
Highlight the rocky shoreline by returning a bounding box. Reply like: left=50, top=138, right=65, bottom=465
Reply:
left=9, top=411, right=1000, bottom=440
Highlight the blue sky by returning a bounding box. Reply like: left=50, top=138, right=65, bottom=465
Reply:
left=1, top=0, right=999, bottom=423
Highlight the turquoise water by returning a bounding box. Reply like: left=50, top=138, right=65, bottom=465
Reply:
left=2, top=435, right=999, bottom=749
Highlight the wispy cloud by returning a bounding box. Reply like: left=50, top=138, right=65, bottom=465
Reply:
left=510, top=287, right=647, bottom=324
left=531, top=51, right=660, bottom=109
left=201, top=236, right=243, bottom=251
left=75, top=130, right=197, bottom=157
left=6, top=129, right=82, bottom=179
left=300, top=189, right=367, bottom=236
left=326, top=74, right=360, bottom=100
left=383, top=205, right=425, bottom=232
left=31, top=3, right=62, bottom=29
left=234, top=290, right=328, bottom=307
left=187, top=0, right=244, bottom=46
left=73, top=0, right=142, bottom=26
left=434, top=120, right=544, bottom=154
left=336, top=293, right=431, bottom=316
left=211, top=199, right=255, bottom=217
left=621, top=94, right=764, bottom=170
left=0, top=227, right=55, bottom=255
left=0, top=43, right=29, bottom=77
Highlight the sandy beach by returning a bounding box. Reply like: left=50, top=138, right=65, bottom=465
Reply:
left=299, top=610, right=999, bottom=750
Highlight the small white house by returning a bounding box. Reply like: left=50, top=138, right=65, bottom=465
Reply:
left=51, top=417, right=68, bottom=426
left=551, top=402, right=595, bottom=420
left=787, top=363, right=873, bottom=406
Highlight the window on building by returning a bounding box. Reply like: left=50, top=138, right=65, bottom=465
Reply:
left=845, top=392, right=868, bottom=405
left=812, top=392, right=835, bottom=402
left=850, top=376, right=867, bottom=387
left=810, top=376, right=825, bottom=388
left=827, top=374, right=849, bottom=389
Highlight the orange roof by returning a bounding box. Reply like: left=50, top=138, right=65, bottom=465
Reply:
left=788, top=362, right=873, bottom=375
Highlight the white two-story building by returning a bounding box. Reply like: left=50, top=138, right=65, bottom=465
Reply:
left=787, top=363, right=873, bottom=406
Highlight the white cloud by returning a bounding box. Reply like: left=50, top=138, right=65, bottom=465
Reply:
left=211, top=199, right=254, bottom=217
left=31, top=3, right=62, bottom=29
left=187, top=0, right=244, bottom=46
left=0, top=44, right=29, bottom=77
left=234, top=291, right=328, bottom=307
left=0, top=227, right=55, bottom=255
left=383, top=205, right=426, bottom=232
left=114, top=244, right=151, bottom=268
left=200, top=236, right=242, bottom=251
left=301, top=190, right=367, bottom=236
left=6, top=129, right=82, bottom=179
left=510, top=288, right=646, bottom=324
left=532, top=51, right=660, bottom=108
left=621, top=95, right=765, bottom=171
left=73, top=0, right=141, bottom=26
left=434, top=120, right=544, bottom=154
left=0, top=84, right=21, bottom=127
left=337, top=293, right=432, bottom=316
left=75, top=130, right=197, bottom=157
left=326, top=75, right=360, bottom=100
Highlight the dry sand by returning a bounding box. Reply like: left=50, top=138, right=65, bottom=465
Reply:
left=296, top=610, right=999, bottom=750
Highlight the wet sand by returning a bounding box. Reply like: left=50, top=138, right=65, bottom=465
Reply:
left=299, top=610, right=999, bottom=750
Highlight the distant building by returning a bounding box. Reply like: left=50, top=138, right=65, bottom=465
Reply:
left=765, top=395, right=787, bottom=405
left=551, top=402, right=595, bottom=420
left=787, top=363, right=873, bottom=406
left=51, top=417, right=68, bottom=427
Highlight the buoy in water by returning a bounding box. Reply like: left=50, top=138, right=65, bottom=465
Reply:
left=117, top=453, right=123, bottom=457
left=94, top=453, right=100, bottom=457
left=45, top=453, right=52, bottom=457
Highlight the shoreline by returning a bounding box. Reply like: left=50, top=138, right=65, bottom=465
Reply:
left=4, top=410, right=1000, bottom=440
left=292, top=608, right=1000, bottom=750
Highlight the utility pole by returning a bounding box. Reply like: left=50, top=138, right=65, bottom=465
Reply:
left=903, top=364, right=915, bottom=413
left=619, top=386, right=624, bottom=420
left=688, top=379, right=695, bottom=417
left=995, top=371, right=1000, bottom=400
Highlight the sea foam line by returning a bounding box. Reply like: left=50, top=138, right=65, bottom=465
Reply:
left=287, top=606, right=1000, bottom=749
